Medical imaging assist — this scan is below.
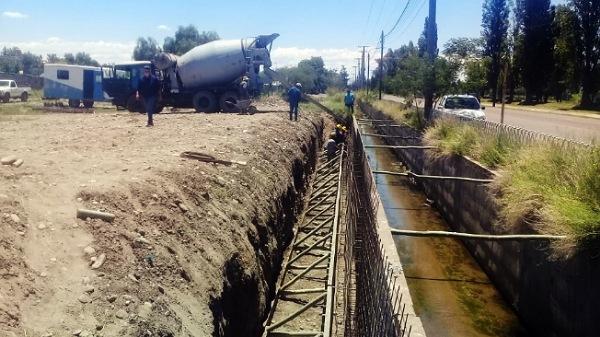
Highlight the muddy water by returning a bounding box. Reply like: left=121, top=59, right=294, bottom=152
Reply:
left=360, top=123, right=527, bottom=337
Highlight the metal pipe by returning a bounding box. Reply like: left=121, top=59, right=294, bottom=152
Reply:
left=390, top=229, right=567, bottom=241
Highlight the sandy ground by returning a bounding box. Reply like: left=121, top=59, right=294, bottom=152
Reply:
left=0, top=99, right=327, bottom=337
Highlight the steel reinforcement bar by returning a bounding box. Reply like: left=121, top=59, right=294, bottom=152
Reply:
left=341, top=117, right=416, bottom=337
left=263, top=146, right=345, bottom=337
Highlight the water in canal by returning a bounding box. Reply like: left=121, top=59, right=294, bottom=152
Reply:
left=359, top=122, right=527, bottom=337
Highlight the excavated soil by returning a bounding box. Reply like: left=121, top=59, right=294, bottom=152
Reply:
left=0, top=100, right=330, bottom=337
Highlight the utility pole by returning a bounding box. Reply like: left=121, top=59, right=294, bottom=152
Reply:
left=500, top=62, right=508, bottom=124
left=367, top=52, right=371, bottom=96
left=379, top=30, right=384, bottom=100
left=353, top=65, right=358, bottom=85
left=358, top=45, right=369, bottom=87
left=355, top=58, right=361, bottom=89
left=423, top=0, right=437, bottom=121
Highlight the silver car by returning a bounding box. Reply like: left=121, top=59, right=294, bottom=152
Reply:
left=434, top=95, right=486, bottom=120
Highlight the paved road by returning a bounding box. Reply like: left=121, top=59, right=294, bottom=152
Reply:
left=382, top=95, right=600, bottom=144
left=483, top=106, right=600, bottom=144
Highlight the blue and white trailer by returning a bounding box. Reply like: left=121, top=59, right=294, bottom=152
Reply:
left=42, top=64, right=106, bottom=108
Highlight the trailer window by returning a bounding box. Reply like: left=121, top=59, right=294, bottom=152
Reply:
left=102, top=68, right=114, bottom=79
left=57, top=70, right=69, bottom=80
left=115, top=70, right=130, bottom=80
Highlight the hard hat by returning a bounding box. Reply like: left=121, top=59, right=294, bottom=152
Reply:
left=295, top=82, right=302, bottom=88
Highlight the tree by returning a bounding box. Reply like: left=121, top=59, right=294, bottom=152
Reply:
left=133, top=37, right=161, bottom=61
left=443, top=37, right=484, bottom=60
left=339, top=66, right=349, bottom=88
left=163, top=25, right=219, bottom=55
left=482, top=0, right=510, bottom=106
left=0, top=47, right=23, bottom=73
left=462, top=58, right=490, bottom=97
left=64, top=53, right=76, bottom=64
left=571, top=0, right=600, bottom=108
left=21, top=52, right=43, bottom=75
left=74, top=52, right=100, bottom=66
left=519, top=0, right=554, bottom=103
left=47, top=53, right=61, bottom=63
left=550, top=5, right=582, bottom=101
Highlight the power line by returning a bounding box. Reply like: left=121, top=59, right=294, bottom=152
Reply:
left=384, top=0, right=414, bottom=38
left=362, top=1, right=376, bottom=41
left=389, top=0, right=427, bottom=45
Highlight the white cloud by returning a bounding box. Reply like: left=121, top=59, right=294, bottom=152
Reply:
left=0, top=38, right=135, bottom=64
left=2, top=11, right=28, bottom=19
left=0, top=38, right=374, bottom=75
left=271, top=47, right=359, bottom=71
left=157, top=25, right=170, bottom=31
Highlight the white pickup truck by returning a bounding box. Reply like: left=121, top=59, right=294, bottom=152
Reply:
left=0, top=80, right=31, bottom=103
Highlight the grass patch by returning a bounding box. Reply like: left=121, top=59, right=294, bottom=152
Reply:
left=320, top=90, right=351, bottom=119
left=368, top=99, right=425, bottom=130
left=413, top=115, right=600, bottom=255
left=496, top=145, right=600, bottom=252
left=424, top=117, right=520, bottom=168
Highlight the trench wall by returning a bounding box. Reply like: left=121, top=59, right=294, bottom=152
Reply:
left=360, top=101, right=600, bottom=337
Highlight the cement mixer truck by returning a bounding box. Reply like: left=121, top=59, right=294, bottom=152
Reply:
left=150, top=33, right=279, bottom=113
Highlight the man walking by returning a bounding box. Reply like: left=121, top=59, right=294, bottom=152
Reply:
left=288, top=83, right=302, bottom=121
left=344, top=88, right=355, bottom=114
left=136, top=65, right=160, bottom=127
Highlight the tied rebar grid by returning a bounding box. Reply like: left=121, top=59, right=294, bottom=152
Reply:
left=263, top=146, right=345, bottom=337
left=342, top=118, right=413, bottom=337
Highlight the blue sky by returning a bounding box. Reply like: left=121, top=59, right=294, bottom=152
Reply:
left=0, top=0, right=565, bottom=73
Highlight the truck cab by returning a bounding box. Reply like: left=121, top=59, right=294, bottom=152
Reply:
left=103, top=61, right=159, bottom=112
left=0, top=79, right=31, bottom=103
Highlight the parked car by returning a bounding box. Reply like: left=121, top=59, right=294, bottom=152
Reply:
left=434, top=95, right=486, bottom=120
left=0, top=80, right=31, bottom=103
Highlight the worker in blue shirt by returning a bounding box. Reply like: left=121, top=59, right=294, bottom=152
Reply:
left=288, top=83, right=302, bottom=121
left=344, top=88, right=355, bottom=114
left=136, top=65, right=160, bottom=127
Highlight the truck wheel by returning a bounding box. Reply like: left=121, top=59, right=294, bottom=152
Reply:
left=127, top=94, right=145, bottom=113
left=2, top=93, right=9, bottom=103
left=193, top=91, right=218, bottom=113
left=68, top=99, right=81, bottom=108
left=219, top=91, right=239, bottom=113
left=83, top=100, right=94, bottom=108
left=20, top=92, right=28, bottom=102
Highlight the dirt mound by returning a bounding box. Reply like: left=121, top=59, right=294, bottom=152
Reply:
left=0, top=104, right=329, bottom=336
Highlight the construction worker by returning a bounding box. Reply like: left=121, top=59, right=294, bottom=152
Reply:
left=239, top=76, right=250, bottom=100
left=136, top=65, right=160, bottom=127
left=344, top=88, right=355, bottom=114
left=288, top=83, right=302, bottom=121
left=335, top=124, right=347, bottom=144
left=324, top=132, right=338, bottom=161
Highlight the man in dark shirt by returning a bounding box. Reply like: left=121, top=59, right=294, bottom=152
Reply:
left=136, top=65, right=160, bottom=127
left=287, top=83, right=302, bottom=121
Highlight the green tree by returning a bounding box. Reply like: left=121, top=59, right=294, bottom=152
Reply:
left=47, top=53, right=61, bottom=63
left=133, top=37, right=161, bottom=61
left=21, top=52, right=43, bottom=75
left=550, top=5, right=582, bottom=101
left=163, top=25, right=219, bottom=55
left=443, top=37, right=484, bottom=60
left=482, top=0, right=510, bottom=105
left=571, top=0, right=600, bottom=108
left=462, top=58, right=490, bottom=97
left=338, top=66, right=350, bottom=88
left=0, top=47, right=23, bottom=73
left=519, top=0, right=554, bottom=102
left=74, top=52, right=100, bottom=66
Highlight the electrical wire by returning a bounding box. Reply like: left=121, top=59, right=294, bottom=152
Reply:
left=384, top=0, right=414, bottom=38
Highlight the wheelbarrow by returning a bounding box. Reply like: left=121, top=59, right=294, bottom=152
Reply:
left=224, top=99, right=257, bottom=115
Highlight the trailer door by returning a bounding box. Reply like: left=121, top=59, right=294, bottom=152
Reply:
left=83, top=69, right=95, bottom=100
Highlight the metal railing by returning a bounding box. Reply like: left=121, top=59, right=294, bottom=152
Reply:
left=340, top=117, right=414, bottom=337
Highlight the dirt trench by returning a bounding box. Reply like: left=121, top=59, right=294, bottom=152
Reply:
left=0, top=102, right=329, bottom=337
